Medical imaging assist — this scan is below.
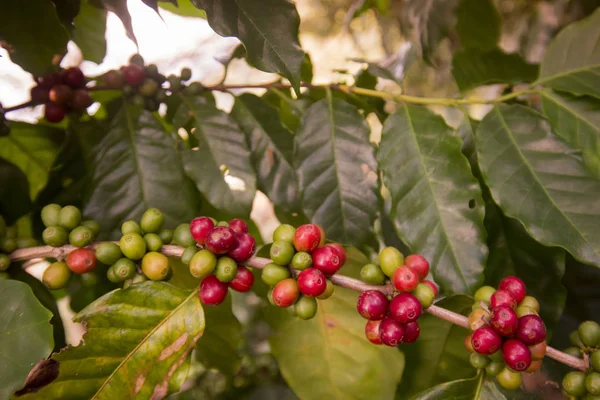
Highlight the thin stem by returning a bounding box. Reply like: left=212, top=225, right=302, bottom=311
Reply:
left=4, top=101, right=36, bottom=113
left=474, top=370, right=486, bottom=400
left=8, top=244, right=586, bottom=371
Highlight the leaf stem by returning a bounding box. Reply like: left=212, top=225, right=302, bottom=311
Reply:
left=8, top=244, right=585, bottom=371
left=474, top=370, right=486, bottom=400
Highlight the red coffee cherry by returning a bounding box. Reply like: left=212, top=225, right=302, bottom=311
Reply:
left=199, top=274, right=228, bottom=305
left=490, top=289, right=517, bottom=310
left=62, top=67, right=86, bottom=88
left=471, top=326, right=503, bottom=355
left=123, top=64, right=146, bottom=86
left=71, top=89, right=93, bottom=111
left=502, top=339, right=532, bottom=371
left=422, top=280, right=439, bottom=297
left=365, top=319, right=383, bottom=345
left=205, top=226, right=237, bottom=254
left=228, top=218, right=248, bottom=234
left=229, top=266, right=254, bottom=292
left=37, top=71, right=62, bottom=89
left=490, top=306, right=519, bottom=337
left=405, top=254, right=430, bottom=280
left=357, top=290, right=389, bottom=320
left=226, top=232, right=256, bottom=262
left=190, top=217, right=215, bottom=244
left=402, top=321, right=420, bottom=343
left=311, top=245, right=341, bottom=276
left=392, top=266, right=419, bottom=292
left=49, top=84, right=73, bottom=105
left=498, top=276, right=527, bottom=303
left=389, top=293, right=422, bottom=324
left=30, top=86, right=50, bottom=104
left=379, top=317, right=405, bottom=347
left=297, top=268, right=327, bottom=297
left=272, top=278, right=299, bottom=308
left=325, top=243, right=346, bottom=266
left=293, top=224, right=322, bottom=253
left=529, top=341, right=547, bottom=360
left=66, top=248, right=97, bottom=274
left=44, top=103, right=66, bottom=123
left=515, top=315, right=547, bottom=345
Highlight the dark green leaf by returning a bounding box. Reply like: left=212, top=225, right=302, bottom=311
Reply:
left=176, top=94, right=256, bottom=217
left=19, top=282, right=204, bottom=398
left=536, top=8, right=600, bottom=99
left=301, top=54, right=313, bottom=83
left=409, top=373, right=506, bottom=400
left=0, top=0, right=69, bottom=75
left=295, top=97, right=378, bottom=246
left=72, top=0, right=107, bottom=64
left=101, top=0, right=137, bottom=44
left=476, top=104, right=600, bottom=268
left=452, top=48, right=539, bottom=93
left=379, top=105, right=486, bottom=294
left=455, top=0, right=500, bottom=51
left=158, top=0, right=206, bottom=18
left=0, top=279, right=53, bottom=399
left=67, top=270, right=118, bottom=313
left=191, top=0, right=305, bottom=92
left=0, top=158, right=32, bottom=224
left=51, top=0, right=81, bottom=27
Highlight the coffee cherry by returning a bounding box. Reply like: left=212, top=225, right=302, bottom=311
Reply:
left=66, top=248, right=97, bottom=274
left=180, top=67, right=192, bottom=81
left=273, top=224, right=295, bottom=243
left=315, top=225, right=326, bottom=246
left=227, top=232, right=256, bottom=262
left=592, top=350, right=600, bottom=372
left=379, top=247, right=404, bottom=277
left=95, top=242, right=122, bottom=265
left=379, top=317, right=405, bottom=347
left=49, top=84, right=73, bottom=105
left=291, top=251, right=312, bottom=270
left=468, top=307, right=490, bottom=331
left=579, top=321, right=600, bottom=347
left=490, top=306, right=519, bottom=337
left=474, top=286, right=496, bottom=303
left=485, top=361, right=504, bottom=377
left=0, top=254, right=10, bottom=271
left=199, top=274, right=228, bottom=305
left=123, top=64, right=145, bottom=86
left=405, top=254, right=429, bottom=280
left=471, top=326, right=502, bottom=355
left=270, top=240, right=295, bottom=265
left=465, top=333, right=475, bottom=352
left=113, top=258, right=136, bottom=281
left=360, top=263, right=386, bottom=285
left=515, top=315, right=546, bottom=345
left=42, top=226, right=68, bottom=247
left=180, top=246, right=198, bottom=265
left=325, top=243, right=346, bottom=266
left=261, top=263, right=291, bottom=286
left=564, top=347, right=583, bottom=359
left=563, top=371, right=587, bottom=397
left=587, top=372, right=600, bottom=395
left=104, top=70, right=125, bottom=89
left=5, top=226, right=16, bottom=238
left=516, top=305, right=538, bottom=317
left=469, top=352, right=491, bottom=369
left=63, top=67, right=85, bottom=88
left=189, top=249, right=217, bottom=279
left=31, top=86, right=50, bottom=104
left=496, top=367, right=522, bottom=391
left=16, top=238, right=37, bottom=249
left=312, top=245, right=341, bottom=276
left=357, top=290, right=389, bottom=320
left=42, top=261, right=72, bottom=289
left=69, top=226, right=94, bottom=248
left=502, top=339, right=531, bottom=371
left=413, top=283, right=435, bottom=308
left=389, top=293, right=422, bottom=324
left=158, top=229, right=173, bottom=244
left=41, top=204, right=61, bottom=227
left=570, top=330, right=585, bottom=347
left=230, top=266, right=254, bottom=292
left=529, top=341, right=547, bottom=360
left=0, top=238, right=16, bottom=253
left=295, top=296, right=318, bottom=320
left=71, top=89, right=93, bottom=111
left=490, top=289, right=517, bottom=310
left=144, top=233, right=163, bottom=252
left=44, top=102, right=66, bottom=123
left=392, top=266, right=419, bottom=292
left=120, top=233, right=147, bottom=260
left=519, top=296, right=540, bottom=312
left=317, top=279, right=334, bottom=300
left=422, top=280, right=439, bottom=297
left=142, top=252, right=170, bottom=280
left=140, top=208, right=164, bottom=233
left=365, top=320, right=382, bottom=345
left=297, top=268, right=327, bottom=297
left=37, top=72, right=61, bottom=89
left=169, top=224, right=191, bottom=247
left=228, top=218, right=248, bottom=234
left=56, top=206, right=81, bottom=231
left=106, top=264, right=120, bottom=283
left=122, top=220, right=142, bottom=235
left=499, top=276, right=526, bottom=303
left=139, top=78, right=159, bottom=97
left=293, top=224, right=321, bottom=252
left=205, top=226, right=236, bottom=254
left=215, top=257, right=238, bottom=283
left=402, top=321, right=420, bottom=343
left=81, top=220, right=100, bottom=236
left=272, top=278, right=299, bottom=308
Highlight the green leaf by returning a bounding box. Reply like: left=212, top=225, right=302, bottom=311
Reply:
left=379, top=105, right=486, bottom=294
left=295, top=97, right=378, bottom=246
left=541, top=90, right=600, bottom=177
left=476, top=104, right=600, bottom=268
left=191, top=0, right=305, bottom=92
left=19, top=282, right=204, bottom=399
left=265, top=286, right=404, bottom=400
left=176, top=94, right=256, bottom=217
left=159, top=0, right=206, bottom=18
left=0, top=158, right=32, bottom=224
left=455, top=0, right=500, bottom=51
left=0, top=279, right=53, bottom=399
left=231, top=93, right=300, bottom=214
left=72, top=0, right=107, bottom=64
left=409, top=373, right=506, bottom=400
left=51, top=0, right=81, bottom=27
left=101, top=0, right=137, bottom=44
left=398, top=295, right=473, bottom=396
left=0, top=0, right=69, bottom=75
left=0, top=122, right=63, bottom=200
left=82, top=102, right=201, bottom=238
left=452, top=48, right=539, bottom=93
left=536, top=8, right=600, bottom=99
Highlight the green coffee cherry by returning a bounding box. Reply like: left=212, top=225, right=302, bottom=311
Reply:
left=96, top=242, right=123, bottom=265
left=43, top=262, right=72, bottom=290
left=16, top=237, right=37, bottom=249
left=563, top=371, right=587, bottom=397
left=592, top=350, right=600, bottom=372
left=519, top=296, right=539, bottom=312
left=474, top=286, right=496, bottom=303
left=413, top=283, right=435, bottom=308
left=42, top=226, right=68, bottom=247
left=215, top=257, right=238, bottom=282
left=469, top=352, right=490, bottom=369
left=41, top=204, right=61, bottom=227
left=186, top=82, right=203, bottom=95
left=379, top=247, right=404, bottom=277
left=291, top=252, right=312, bottom=270
left=570, top=330, right=585, bottom=348
left=144, top=233, right=163, bottom=252
left=0, top=254, right=11, bottom=271
left=496, top=367, right=522, bottom=391
left=142, top=252, right=170, bottom=281
left=120, top=233, right=147, bottom=260
left=58, top=205, right=82, bottom=231
left=180, top=67, right=192, bottom=81
left=261, top=263, right=291, bottom=286
left=273, top=224, right=295, bottom=243
left=485, top=361, right=504, bottom=377
left=579, top=321, right=600, bottom=347
left=0, top=237, right=17, bottom=253
left=81, top=220, right=101, bottom=236
left=5, top=227, right=16, bottom=239
left=181, top=246, right=198, bottom=265
left=360, top=263, right=386, bottom=285
left=270, top=240, right=295, bottom=266
left=563, top=347, right=583, bottom=359
left=158, top=229, right=173, bottom=244
left=113, top=258, right=137, bottom=282
left=107, top=265, right=119, bottom=283
left=140, top=208, right=164, bottom=233
left=586, top=372, right=600, bottom=395
left=173, top=223, right=195, bottom=247
left=216, top=221, right=229, bottom=227
left=317, top=279, right=335, bottom=300
left=516, top=305, right=538, bottom=317
left=121, top=220, right=143, bottom=235
left=295, top=296, right=318, bottom=320
left=69, top=226, right=94, bottom=248
left=189, top=249, right=217, bottom=279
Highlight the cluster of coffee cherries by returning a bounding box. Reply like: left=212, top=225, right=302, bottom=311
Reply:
left=465, top=276, right=547, bottom=391
left=30, top=67, right=93, bottom=123
left=185, top=217, right=256, bottom=306
left=357, top=247, right=436, bottom=347
left=561, top=321, right=600, bottom=398
left=260, top=223, right=345, bottom=320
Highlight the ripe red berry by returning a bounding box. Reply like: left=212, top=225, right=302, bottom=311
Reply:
left=316, top=225, right=326, bottom=246
left=71, top=89, right=93, bottom=111
left=293, top=224, right=321, bottom=253
left=422, top=280, right=439, bottom=297
left=490, top=306, right=519, bottom=337
left=529, top=341, right=547, bottom=360
left=199, top=275, right=228, bottom=305
left=297, top=268, right=327, bottom=297
left=205, top=226, right=237, bottom=254
left=379, top=317, right=405, bottom=347
left=123, top=64, right=146, bottom=86
left=490, top=289, right=517, bottom=310
left=226, top=232, right=256, bottom=262
left=37, top=72, right=62, bottom=89
left=389, top=293, right=422, bottom=324
left=229, top=266, right=254, bottom=292
left=392, top=266, right=419, bottom=292
left=44, top=103, right=66, bottom=123
left=325, top=243, right=346, bottom=266
left=502, top=339, right=532, bottom=371
left=515, top=315, right=547, bottom=345
left=357, top=290, right=389, bottom=320
left=30, top=86, right=50, bottom=104
left=498, top=276, right=526, bottom=303
left=405, top=254, right=429, bottom=280
left=190, top=217, right=215, bottom=244
left=228, top=218, right=248, bottom=234
left=49, top=84, right=73, bottom=105
left=365, top=320, right=382, bottom=344
left=66, top=248, right=97, bottom=274
left=272, top=278, right=299, bottom=308
left=62, top=67, right=86, bottom=88
left=402, top=321, right=420, bottom=343
left=312, top=246, right=341, bottom=276
left=471, top=326, right=503, bottom=355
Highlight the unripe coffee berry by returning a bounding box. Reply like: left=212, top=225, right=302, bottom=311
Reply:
left=591, top=350, right=600, bottom=372
left=41, top=204, right=61, bottom=227
left=474, top=285, right=496, bottom=303
left=578, top=321, right=600, bottom=347
left=490, top=289, right=517, bottom=310
left=190, top=217, right=214, bottom=244
left=389, top=293, right=422, bottom=324
left=365, top=319, right=382, bottom=345
left=173, top=223, right=196, bottom=247
left=563, top=347, right=582, bottom=359
left=228, top=218, right=248, bottom=234
left=215, top=257, right=238, bottom=283
left=293, top=224, right=321, bottom=252
left=422, top=280, right=439, bottom=297
left=515, top=315, right=546, bottom=345
left=471, top=326, right=502, bottom=355
left=528, top=341, right=547, bottom=360
left=516, top=305, right=538, bottom=317
left=317, top=279, right=335, bottom=300
left=95, top=242, right=122, bottom=265
left=205, top=226, right=236, bottom=254
left=357, top=290, right=389, bottom=320
left=413, top=283, right=435, bottom=308
left=563, top=371, right=587, bottom=397
left=120, top=233, right=147, bottom=260
left=325, top=243, right=346, bottom=266
left=379, top=317, right=405, bottom=347
left=261, top=263, right=290, bottom=286
left=490, top=306, right=519, bottom=337
left=81, top=220, right=100, bottom=236
left=297, top=268, right=327, bottom=297
left=0, top=254, right=10, bottom=271
left=402, top=321, right=420, bottom=343
left=122, top=220, right=142, bottom=235
left=0, top=238, right=16, bottom=253
left=465, top=333, right=475, bottom=353
left=502, top=339, right=531, bottom=371
left=140, top=208, right=164, bottom=233
left=586, top=372, right=600, bottom=395
left=273, top=224, right=295, bottom=243
left=58, top=205, right=82, bottom=231
left=144, top=233, right=163, bottom=252
left=379, top=247, right=404, bottom=278
left=295, top=296, right=318, bottom=320
left=496, top=367, right=522, bottom=391
left=230, top=266, right=254, bottom=292
left=270, top=240, right=295, bottom=266
left=272, top=278, right=299, bottom=308
left=469, top=352, right=491, bottom=369
left=141, top=252, right=170, bottom=281
left=392, top=266, right=419, bottom=292
left=158, top=229, right=173, bottom=244
left=227, top=232, right=256, bottom=262
left=519, top=296, right=540, bottom=312
left=42, top=261, right=72, bottom=290
left=42, top=226, right=68, bottom=247
left=66, top=248, right=97, bottom=274
left=312, top=245, right=341, bottom=276
left=199, top=275, right=228, bottom=306
left=468, top=307, right=490, bottom=331
left=405, top=254, right=429, bottom=280
left=291, top=252, right=312, bottom=270
left=189, top=249, right=217, bottom=279
left=69, top=226, right=94, bottom=248
left=113, top=258, right=136, bottom=281
left=360, top=263, right=386, bottom=285
left=499, top=276, right=526, bottom=303
left=180, top=246, right=198, bottom=265
left=485, top=361, right=504, bottom=377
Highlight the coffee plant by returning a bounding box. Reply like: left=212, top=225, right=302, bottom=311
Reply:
left=0, top=0, right=599, bottom=398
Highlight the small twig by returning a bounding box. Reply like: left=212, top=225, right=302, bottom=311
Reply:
left=4, top=100, right=36, bottom=113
